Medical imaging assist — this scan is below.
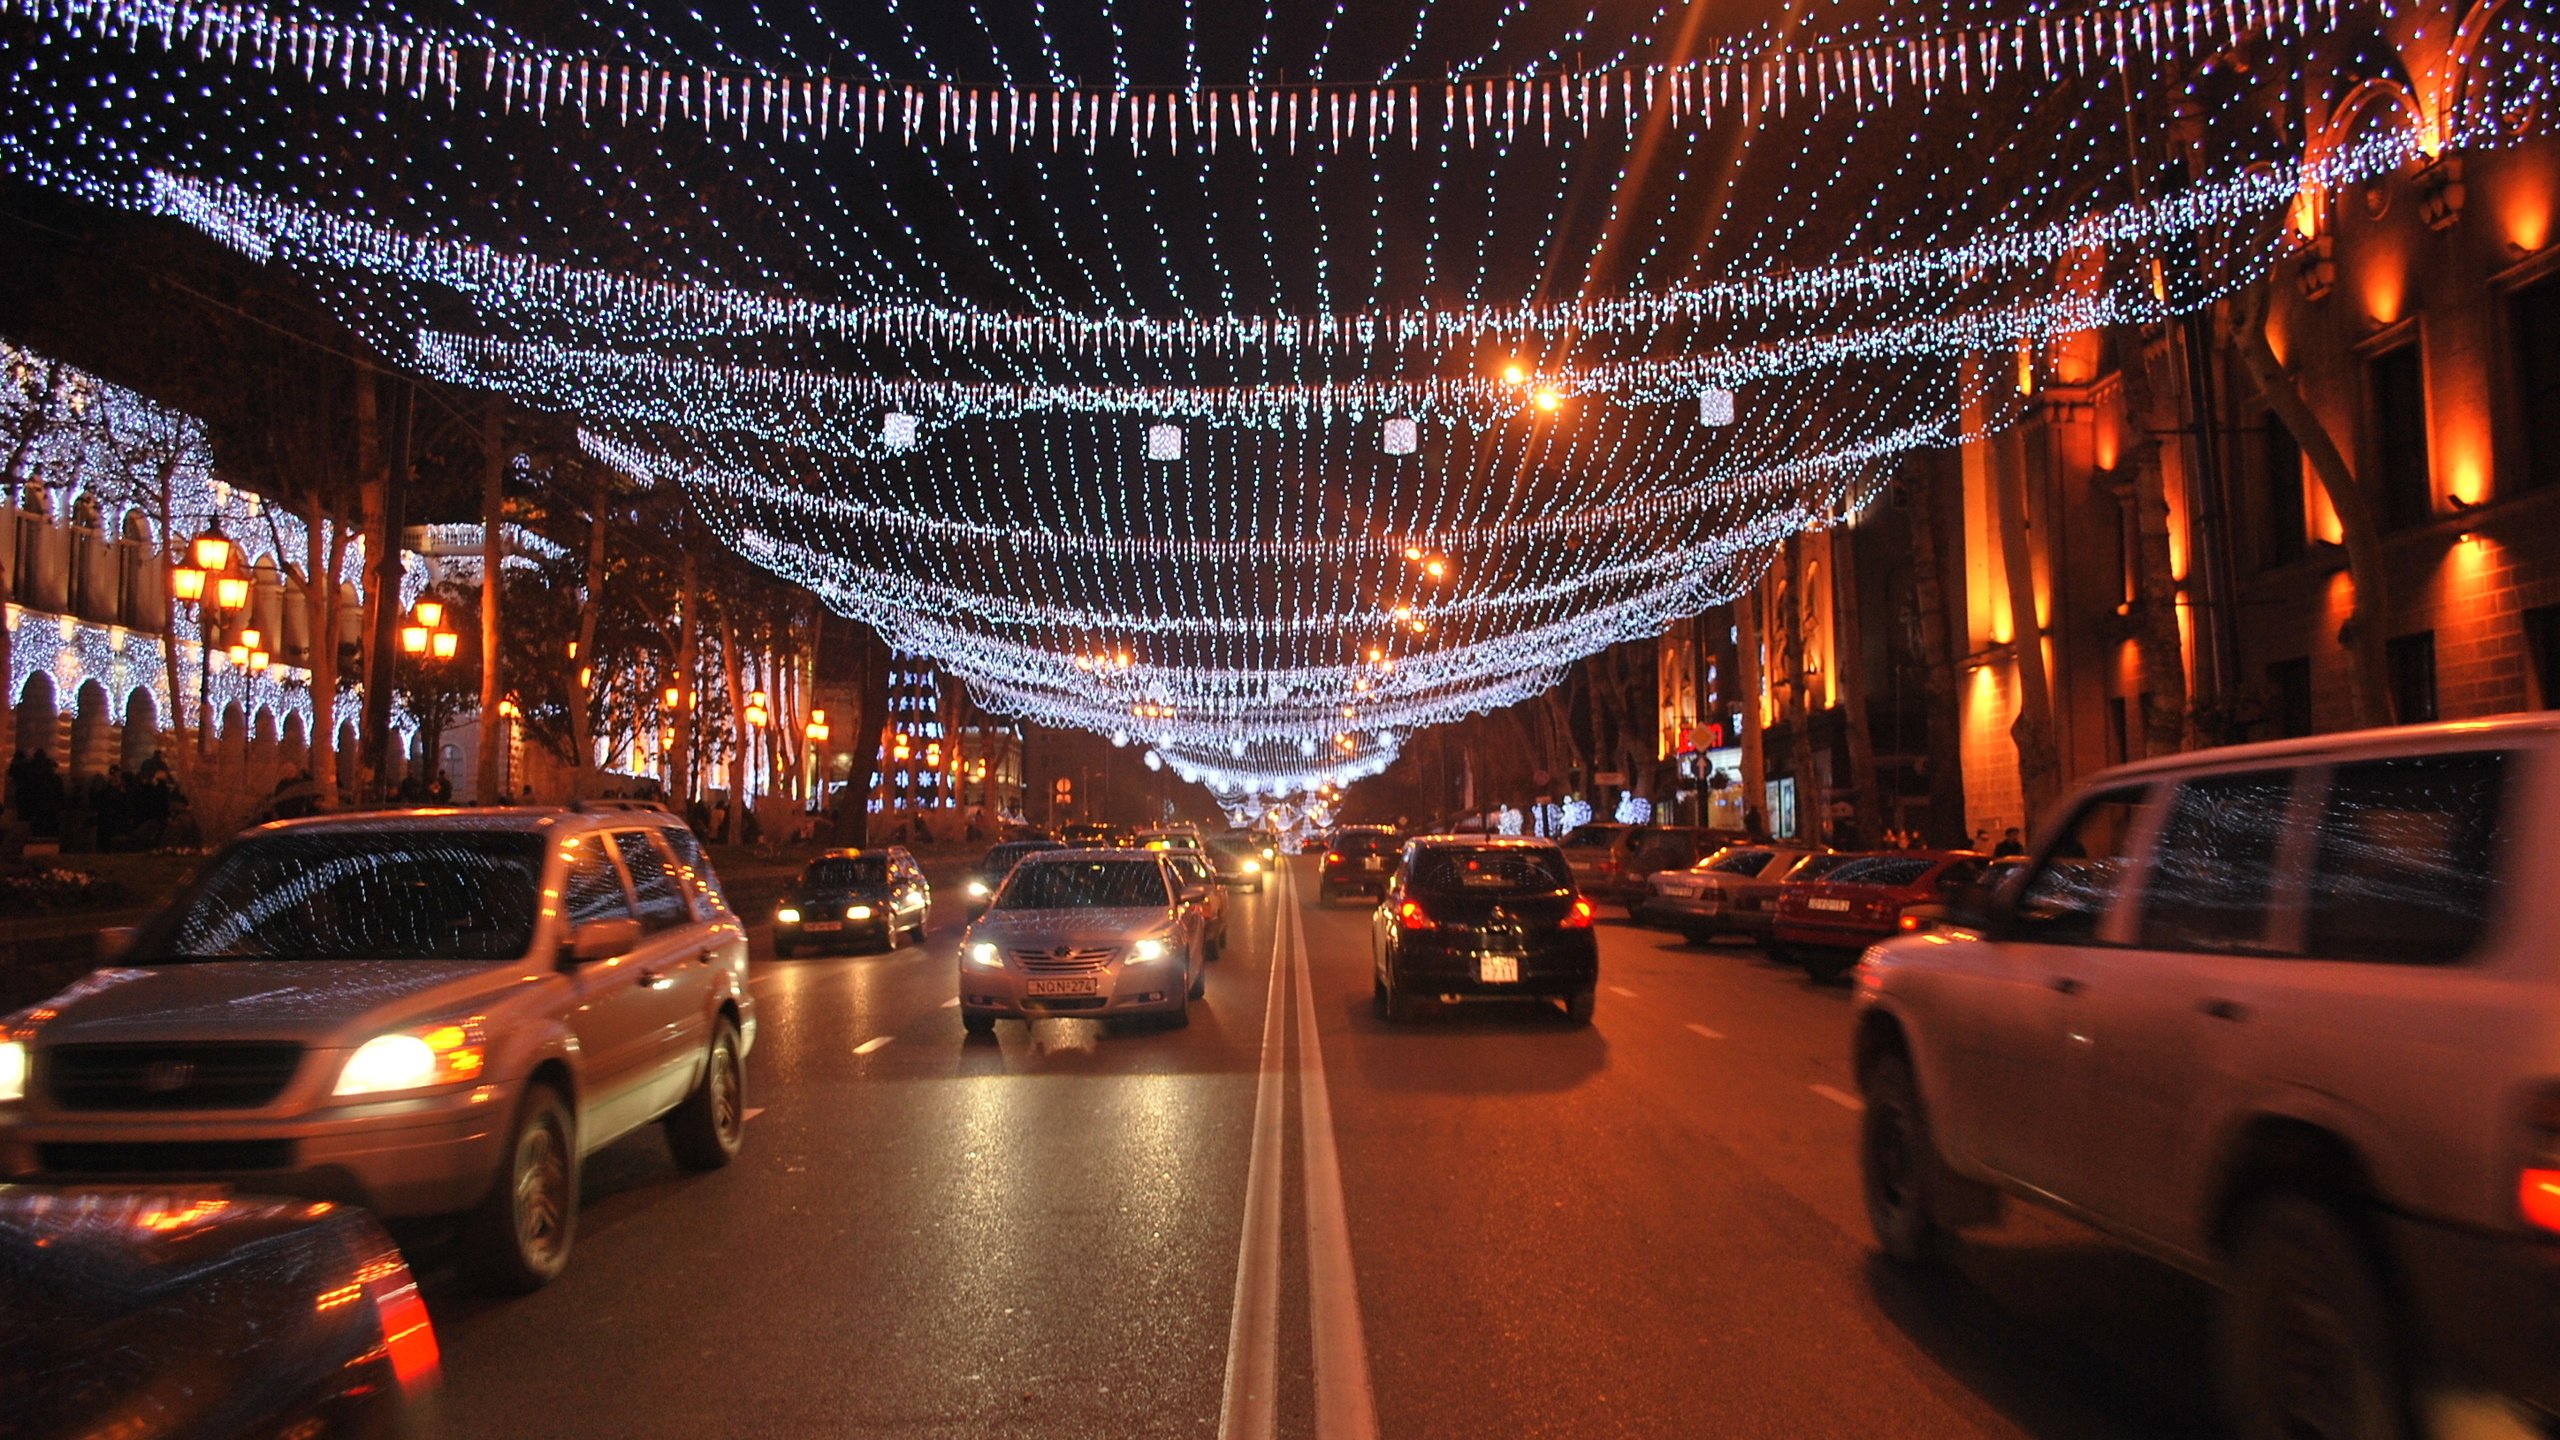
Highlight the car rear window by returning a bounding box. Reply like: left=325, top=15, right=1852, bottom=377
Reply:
left=132, top=831, right=545, bottom=962
left=803, top=857, right=889, bottom=888
left=2302, top=753, right=2508, bottom=965
left=1334, top=832, right=1397, bottom=855
left=1408, top=847, right=1573, bottom=895
left=1706, top=849, right=1777, bottom=876
left=1829, top=856, right=1934, bottom=887
left=1561, top=827, right=1624, bottom=850
left=2139, top=771, right=2295, bottom=953
left=997, top=859, right=1172, bottom=910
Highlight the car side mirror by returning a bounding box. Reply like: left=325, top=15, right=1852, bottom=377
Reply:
left=1180, top=882, right=1212, bottom=903
left=566, top=915, right=643, bottom=965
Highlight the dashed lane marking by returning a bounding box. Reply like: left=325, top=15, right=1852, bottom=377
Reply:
left=1811, top=1083, right=1866, bottom=1113
left=853, top=1035, right=894, bottom=1055
left=1685, top=1022, right=1725, bottom=1040
left=1607, top=985, right=1640, bottom=999
left=743, top=1107, right=766, bottom=1123
left=940, top=997, right=960, bottom=1008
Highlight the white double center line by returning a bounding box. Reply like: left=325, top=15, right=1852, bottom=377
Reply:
left=1218, top=871, right=1378, bottom=1440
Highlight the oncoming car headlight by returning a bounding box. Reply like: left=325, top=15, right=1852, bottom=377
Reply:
left=335, top=1021, right=487, bottom=1097
left=847, top=904, right=874, bottom=920
left=1129, top=938, right=1170, bottom=963
left=1240, top=858, right=1262, bottom=874
left=776, top=907, right=802, bottom=925
left=966, top=879, right=990, bottom=898
left=967, top=942, right=1005, bottom=969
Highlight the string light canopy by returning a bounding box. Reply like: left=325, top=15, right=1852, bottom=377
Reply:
left=0, top=0, right=2551, bottom=798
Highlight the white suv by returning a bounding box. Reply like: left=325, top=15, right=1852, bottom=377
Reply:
left=1854, top=717, right=2559, bottom=1437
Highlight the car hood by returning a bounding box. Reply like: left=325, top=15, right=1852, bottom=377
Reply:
left=968, top=907, right=1174, bottom=948
left=16, top=961, right=521, bottom=1047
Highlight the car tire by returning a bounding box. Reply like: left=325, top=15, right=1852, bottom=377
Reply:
left=1163, top=990, right=1192, bottom=1030
left=2220, top=1194, right=2407, bottom=1440
left=1803, top=949, right=1857, bottom=984
left=1318, top=882, right=1336, bottom=904
left=912, top=914, right=930, bottom=945
left=773, top=937, right=798, bottom=959
left=1382, top=969, right=1421, bottom=1023
left=465, top=1082, right=578, bottom=1294
left=1188, top=959, right=1206, bottom=1001
left=961, top=1009, right=997, bottom=1037
left=1372, top=970, right=1389, bottom=1017
left=1562, top=988, right=1596, bottom=1026
left=1860, top=1052, right=1952, bottom=1265
left=664, top=1017, right=747, bottom=1172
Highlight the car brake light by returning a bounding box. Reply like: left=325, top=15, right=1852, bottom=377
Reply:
left=1324, top=852, right=1342, bottom=865
left=1561, top=898, right=1594, bottom=929
left=1898, top=911, right=1924, bottom=932
left=1397, top=900, right=1434, bottom=931
left=362, top=1250, right=441, bottom=1395
left=2522, top=1091, right=2560, bottom=1235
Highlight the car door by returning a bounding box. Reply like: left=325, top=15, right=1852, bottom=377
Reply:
left=607, top=829, right=716, bottom=1127
left=2065, top=768, right=2304, bottom=1246
left=557, top=835, right=663, bottom=1145
left=1932, top=786, right=2156, bottom=1195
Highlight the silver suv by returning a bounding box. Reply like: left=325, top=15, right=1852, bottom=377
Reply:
left=0, top=808, right=754, bottom=1292
left=1854, top=717, right=2560, bottom=1435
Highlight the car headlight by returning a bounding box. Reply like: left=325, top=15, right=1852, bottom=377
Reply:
left=1241, top=858, right=1261, bottom=874
left=334, top=1021, right=487, bottom=1097
left=967, top=941, right=1005, bottom=969
left=848, top=904, right=874, bottom=920
left=0, top=1040, right=24, bottom=1103
left=776, top=907, right=802, bottom=925
left=1130, top=938, right=1170, bottom=963
left=967, top=879, right=990, bottom=898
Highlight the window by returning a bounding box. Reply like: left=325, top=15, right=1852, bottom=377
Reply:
left=135, top=831, right=546, bottom=963
left=2268, top=658, right=2314, bottom=739
left=611, top=831, right=693, bottom=933
left=2303, top=753, right=2508, bottom=964
left=2107, top=696, right=2130, bottom=766
left=1409, top=846, right=1573, bottom=895
left=563, top=844, right=634, bottom=927
left=2512, top=274, right=2560, bottom=490
left=2011, top=788, right=2148, bottom=943
left=2388, top=631, right=2438, bottom=725
left=2138, top=772, right=2298, bottom=953
left=2262, top=414, right=2308, bottom=565
left=1706, top=848, right=1777, bottom=876
left=2530, top=606, right=2560, bottom=710
left=2369, top=344, right=2433, bottom=531
left=660, top=826, right=724, bottom=914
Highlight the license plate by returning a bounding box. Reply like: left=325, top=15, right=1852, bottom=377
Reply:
left=1478, top=955, right=1520, bottom=984
left=1026, top=976, right=1101, bottom=997
left=1363, top=857, right=1385, bottom=871
left=803, top=921, right=845, bottom=932
left=1807, top=898, right=1852, bottom=913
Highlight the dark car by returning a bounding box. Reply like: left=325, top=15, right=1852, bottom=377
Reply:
left=964, top=839, right=1066, bottom=917
left=1318, top=826, right=1402, bottom=902
left=1057, top=822, right=1119, bottom=849
left=774, top=848, right=932, bottom=955
left=2, top=1187, right=441, bottom=1439
left=1369, top=838, right=1600, bottom=1024
left=1582, top=826, right=1739, bottom=908
left=1205, top=834, right=1270, bottom=893
left=1770, top=851, right=1988, bottom=982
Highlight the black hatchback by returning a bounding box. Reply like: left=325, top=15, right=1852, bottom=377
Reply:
left=1369, top=838, right=1600, bottom=1024
left=774, top=848, right=931, bottom=955
left=1319, top=826, right=1403, bottom=902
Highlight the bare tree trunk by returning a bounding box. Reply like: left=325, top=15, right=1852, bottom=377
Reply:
left=359, top=378, right=410, bottom=801
left=1735, top=582, right=1768, bottom=836
left=1784, top=537, right=1826, bottom=843
left=720, top=605, right=748, bottom=844
left=2118, top=335, right=2194, bottom=755
left=1993, top=432, right=2065, bottom=834
left=301, top=489, right=350, bottom=804
left=1830, top=524, right=1884, bottom=847
left=1907, top=460, right=1970, bottom=848
left=672, top=543, right=699, bottom=806
left=153, top=453, right=187, bottom=763
left=566, top=472, right=609, bottom=798
left=476, top=401, right=508, bottom=803
left=2233, top=290, right=2395, bottom=727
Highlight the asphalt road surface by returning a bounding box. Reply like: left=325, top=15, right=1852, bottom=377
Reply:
left=420, top=858, right=2224, bottom=1439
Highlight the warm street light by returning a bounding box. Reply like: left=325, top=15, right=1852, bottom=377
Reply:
left=430, top=630, right=459, bottom=660
left=413, top=600, right=444, bottom=629
left=171, top=563, right=206, bottom=601
left=190, top=529, right=232, bottom=573
left=401, top=625, right=430, bottom=655
left=214, top=575, right=250, bottom=611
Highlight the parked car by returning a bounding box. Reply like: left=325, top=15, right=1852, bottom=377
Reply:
left=1555, top=822, right=1633, bottom=892
left=1319, top=826, right=1403, bottom=902
left=1581, top=825, right=1738, bottom=908
left=1854, top=717, right=2560, bottom=1436
left=0, top=809, right=754, bottom=1292
left=963, top=839, right=1066, bottom=918
left=958, top=850, right=1211, bottom=1033
left=1132, top=825, right=1206, bottom=854
left=2, top=1187, right=442, bottom=1440
left=773, top=848, right=931, bottom=955
left=1205, top=834, right=1271, bottom=893
left=1635, top=844, right=1826, bottom=939
left=1770, top=851, right=1989, bottom=981
left=1370, top=838, right=1600, bottom=1024
left=1165, top=851, right=1229, bottom=959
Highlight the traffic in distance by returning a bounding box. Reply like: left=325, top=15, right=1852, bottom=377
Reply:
left=1, top=718, right=2555, bottom=1438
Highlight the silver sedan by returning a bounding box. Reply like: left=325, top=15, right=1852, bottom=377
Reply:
left=957, top=851, right=1210, bottom=1033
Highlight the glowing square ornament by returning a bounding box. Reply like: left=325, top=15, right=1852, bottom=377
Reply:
left=881, top=412, right=919, bottom=451
left=1382, top=417, right=1419, bottom=455
left=1698, top=389, right=1737, bottom=427
left=1145, top=424, right=1183, bottom=461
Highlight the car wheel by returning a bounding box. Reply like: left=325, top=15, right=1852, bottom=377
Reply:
left=1860, top=1052, right=1952, bottom=1265
left=1678, top=928, right=1711, bottom=947
left=1562, top=988, right=1596, bottom=1026
left=961, top=1009, right=997, bottom=1037
left=773, top=937, right=798, bottom=959
left=664, top=1017, right=746, bottom=1172
left=1188, top=955, right=1207, bottom=1000
left=465, top=1082, right=577, bottom=1294
left=1382, top=965, right=1420, bottom=1023
left=1372, top=970, right=1389, bottom=1017
left=2220, top=1194, right=2407, bottom=1440
left=912, top=915, right=930, bottom=945
left=1803, top=949, right=1857, bottom=983
left=1318, top=882, right=1336, bottom=904
left=1163, top=989, right=1192, bottom=1030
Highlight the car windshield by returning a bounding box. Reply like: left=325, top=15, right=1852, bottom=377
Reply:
left=1210, top=837, right=1259, bottom=856
left=1408, top=847, right=1573, bottom=895
left=801, top=857, right=889, bottom=888
left=1829, top=856, right=1937, bottom=887
left=1560, top=827, right=1624, bottom=850
left=1705, top=848, right=1777, bottom=876
left=128, top=830, right=546, bottom=962
left=996, top=859, right=1170, bottom=910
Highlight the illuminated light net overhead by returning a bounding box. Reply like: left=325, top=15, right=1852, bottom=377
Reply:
left=0, top=0, right=2553, bottom=796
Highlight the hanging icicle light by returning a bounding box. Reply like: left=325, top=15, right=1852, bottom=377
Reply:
left=1382, top=416, right=1419, bottom=455
left=1145, top=423, right=1183, bottom=461
left=1698, top=389, right=1738, bottom=427
left=881, top=412, right=919, bottom=450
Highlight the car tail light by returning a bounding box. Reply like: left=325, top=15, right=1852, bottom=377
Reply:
left=1324, top=852, right=1343, bottom=866
left=2521, top=1089, right=2560, bottom=1235
left=361, top=1249, right=441, bottom=1395
left=1561, top=898, right=1595, bottom=929
left=1397, top=900, right=1435, bottom=932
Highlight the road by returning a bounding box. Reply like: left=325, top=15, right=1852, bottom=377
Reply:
left=420, top=858, right=2223, bottom=1439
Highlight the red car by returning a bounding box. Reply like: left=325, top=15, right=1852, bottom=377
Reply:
left=1769, top=851, right=1989, bottom=982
